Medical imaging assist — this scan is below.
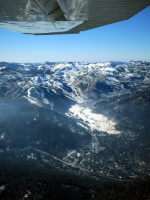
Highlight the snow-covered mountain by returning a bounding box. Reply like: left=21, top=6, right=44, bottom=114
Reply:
left=0, top=61, right=149, bottom=132
left=0, top=61, right=150, bottom=179
left=0, top=61, right=149, bottom=103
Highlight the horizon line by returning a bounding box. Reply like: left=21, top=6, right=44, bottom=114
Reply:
left=0, top=59, right=150, bottom=64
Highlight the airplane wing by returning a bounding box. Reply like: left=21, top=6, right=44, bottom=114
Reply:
left=0, top=0, right=149, bottom=35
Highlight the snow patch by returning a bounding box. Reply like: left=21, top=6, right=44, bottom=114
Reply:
left=66, top=104, right=120, bottom=135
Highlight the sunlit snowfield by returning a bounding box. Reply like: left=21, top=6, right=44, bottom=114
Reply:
left=0, top=61, right=150, bottom=180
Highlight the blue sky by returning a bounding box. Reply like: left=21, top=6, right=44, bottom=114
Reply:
left=0, top=6, right=150, bottom=63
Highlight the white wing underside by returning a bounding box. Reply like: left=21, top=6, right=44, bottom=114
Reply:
left=0, top=0, right=149, bottom=34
